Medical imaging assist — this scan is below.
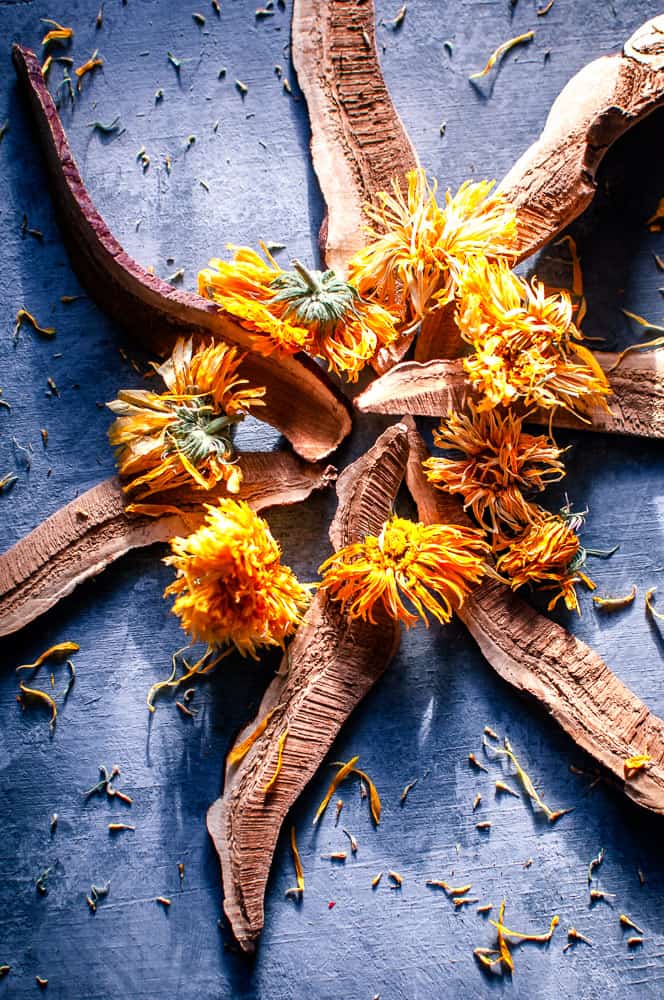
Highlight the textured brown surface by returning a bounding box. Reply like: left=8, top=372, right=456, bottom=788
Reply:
left=497, top=15, right=664, bottom=262
left=405, top=423, right=664, bottom=816
left=207, top=422, right=408, bottom=952
left=355, top=350, right=664, bottom=439
left=0, top=453, right=335, bottom=639
left=12, top=44, right=352, bottom=463
left=413, top=14, right=664, bottom=363
left=292, top=0, right=418, bottom=371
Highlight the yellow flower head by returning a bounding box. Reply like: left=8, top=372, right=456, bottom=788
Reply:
left=318, top=515, right=489, bottom=627
left=198, top=245, right=401, bottom=381
left=424, top=405, right=565, bottom=537
left=495, top=511, right=585, bottom=613
left=108, top=337, right=265, bottom=504
left=164, top=499, right=310, bottom=657
left=347, top=168, right=517, bottom=328
left=458, top=257, right=611, bottom=416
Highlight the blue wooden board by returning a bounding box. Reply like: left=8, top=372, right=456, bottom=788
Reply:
left=0, top=1, right=663, bottom=997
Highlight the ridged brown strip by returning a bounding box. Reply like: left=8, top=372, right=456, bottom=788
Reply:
left=355, top=351, right=664, bottom=440
left=207, top=423, right=409, bottom=952
left=405, top=422, right=664, bottom=816
left=414, top=15, right=664, bottom=363
left=12, top=44, right=352, bottom=463
left=291, top=0, right=418, bottom=371
left=0, top=453, right=335, bottom=638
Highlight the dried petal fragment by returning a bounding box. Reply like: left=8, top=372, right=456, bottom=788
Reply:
left=19, top=682, right=57, bottom=731
left=16, top=641, right=79, bottom=672
left=313, top=756, right=360, bottom=825
left=263, top=728, right=288, bottom=794
left=593, top=585, right=637, bottom=610
left=484, top=733, right=570, bottom=822
left=620, top=913, right=644, bottom=934
left=646, top=587, right=664, bottom=622
left=469, top=31, right=535, bottom=80
left=624, top=754, right=651, bottom=779
left=228, top=705, right=283, bottom=767
left=284, top=825, right=304, bottom=897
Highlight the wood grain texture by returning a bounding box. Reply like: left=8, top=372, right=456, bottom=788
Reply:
left=292, top=0, right=418, bottom=372
left=405, top=423, right=664, bottom=816
left=207, top=422, right=408, bottom=952
left=0, top=453, right=335, bottom=638
left=413, top=14, right=664, bottom=363
left=12, top=44, right=352, bottom=463
left=355, top=349, right=664, bottom=439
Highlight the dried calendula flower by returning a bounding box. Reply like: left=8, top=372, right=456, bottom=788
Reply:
left=347, top=168, right=517, bottom=330
left=198, top=246, right=401, bottom=381
left=319, top=515, right=488, bottom=627
left=424, top=405, right=565, bottom=537
left=164, top=499, right=310, bottom=658
left=108, top=337, right=265, bottom=509
left=495, top=511, right=588, bottom=614
left=458, top=257, right=611, bottom=418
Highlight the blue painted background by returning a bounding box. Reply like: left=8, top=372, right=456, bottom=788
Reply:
left=0, top=1, right=663, bottom=997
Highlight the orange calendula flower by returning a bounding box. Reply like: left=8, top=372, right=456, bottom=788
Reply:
left=424, top=405, right=565, bottom=536
left=108, top=337, right=265, bottom=506
left=164, top=499, right=310, bottom=657
left=457, top=257, right=611, bottom=416
left=198, top=245, right=401, bottom=381
left=347, top=168, right=517, bottom=329
left=319, top=515, right=489, bottom=627
left=495, top=512, right=588, bottom=613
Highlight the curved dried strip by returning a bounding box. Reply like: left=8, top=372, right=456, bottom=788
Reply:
left=207, top=422, right=409, bottom=952
left=12, top=45, right=351, bottom=463
left=497, top=15, right=664, bottom=261
left=292, top=0, right=418, bottom=372
left=415, top=16, right=664, bottom=364
left=0, top=453, right=335, bottom=638
left=355, top=351, right=664, bottom=439
left=405, top=423, right=664, bottom=816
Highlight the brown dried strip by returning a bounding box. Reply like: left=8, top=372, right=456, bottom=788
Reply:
left=12, top=44, right=351, bottom=463
left=405, top=422, right=664, bottom=817
left=497, top=16, right=664, bottom=268
left=0, top=453, right=335, bottom=638
left=207, top=422, right=409, bottom=953
left=355, top=352, right=664, bottom=440
left=291, top=0, right=418, bottom=372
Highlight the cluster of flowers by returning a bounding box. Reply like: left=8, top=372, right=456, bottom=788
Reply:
left=106, top=167, right=612, bottom=680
